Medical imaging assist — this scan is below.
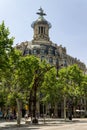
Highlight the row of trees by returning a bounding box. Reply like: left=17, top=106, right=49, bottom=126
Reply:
left=0, top=21, right=87, bottom=125
left=0, top=21, right=54, bottom=124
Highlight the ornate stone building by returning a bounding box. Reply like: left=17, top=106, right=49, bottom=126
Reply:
left=16, top=7, right=86, bottom=71
left=16, top=8, right=86, bottom=118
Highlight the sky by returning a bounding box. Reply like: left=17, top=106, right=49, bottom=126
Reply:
left=0, top=0, right=87, bottom=66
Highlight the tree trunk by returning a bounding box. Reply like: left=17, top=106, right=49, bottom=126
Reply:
left=16, top=98, right=22, bottom=126
left=54, top=103, right=58, bottom=117
left=64, top=96, right=66, bottom=121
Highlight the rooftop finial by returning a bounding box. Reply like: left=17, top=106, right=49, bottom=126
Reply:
left=36, top=7, right=46, bottom=17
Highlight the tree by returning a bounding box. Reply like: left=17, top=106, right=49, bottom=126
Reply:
left=6, top=50, right=53, bottom=124
left=58, top=64, right=84, bottom=119
left=0, top=21, right=14, bottom=71
left=80, top=74, right=87, bottom=116
left=41, top=64, right=84, bottom=120
left=8, top=50, right=41, bottom=125
left=29, top=60, right=53, bottom=123
left=0, top=21, right=14, bottom=111
left=81, top=74, right=87, bottom=96
left=40, top=66, right=63, bottom=118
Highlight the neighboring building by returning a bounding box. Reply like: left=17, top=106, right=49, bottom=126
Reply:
left=16, top=8, right=86, bottom=118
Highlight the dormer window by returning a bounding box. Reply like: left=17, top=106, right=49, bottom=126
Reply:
left=48, top=48, right=54, bottom=55
left=33, top=49, right=37, bottom=54
left=49, top=57, right=53, bottom=63
left=40, top=49, right=45, bottom=54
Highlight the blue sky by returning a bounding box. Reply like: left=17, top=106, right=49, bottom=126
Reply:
left=0, top=0, right=87, bottom=66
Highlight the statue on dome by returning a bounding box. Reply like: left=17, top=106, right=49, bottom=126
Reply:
left=36, top=7, right=46, bottom=17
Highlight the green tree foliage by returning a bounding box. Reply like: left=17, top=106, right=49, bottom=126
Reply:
left=0, top=21, right=14, bottom=71
left=80, top=74, right=87, bottom=96
left=40, top=64, right=84, bottom=105
left=58, top=64, right=83, bottom=97
left=41, top=67, right=59, bottom=104
left=0, top=21, right=87, bottom=121
left=40, top=64, right=86, bottom=119
left=0, top=21, right=14, bottom=108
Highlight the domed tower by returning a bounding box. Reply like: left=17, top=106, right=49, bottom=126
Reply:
left=31, top=7, right=51, bottom=43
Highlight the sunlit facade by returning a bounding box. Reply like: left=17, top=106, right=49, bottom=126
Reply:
left=16, top=8, right=86, bottom=118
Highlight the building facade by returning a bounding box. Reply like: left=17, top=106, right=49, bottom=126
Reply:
left=16, top=7, right=86, bottom=71
left=16, top=8, right=86, bottom=118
